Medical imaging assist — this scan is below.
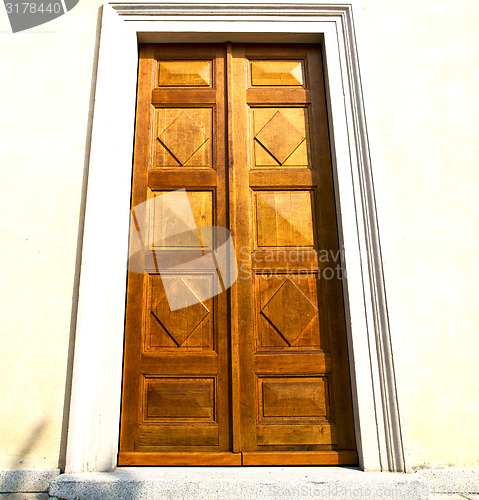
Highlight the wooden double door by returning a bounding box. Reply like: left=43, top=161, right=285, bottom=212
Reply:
left=119, top=44, right=357, bottom=466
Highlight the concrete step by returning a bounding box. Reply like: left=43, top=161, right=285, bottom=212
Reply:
left=430, top=495, right=479, bottom=500
left=0, top=495, right=49, bottom=500
left=49, top=466, right=430, bottom=500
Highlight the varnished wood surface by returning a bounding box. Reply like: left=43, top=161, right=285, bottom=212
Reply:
left=119, top=43, right=356, bottom=466
left=148, top=169, right=217, bottom=189
left=242, top=451, right=358, bottom=466
left=230, top=44, right=356, bottom=455
left=119, top=452, right=242, bottom=466
left=158, top=60, right=212, bottom=87
left=120, top=450, right=356, bottom=466
left=251, top=60, right=304, bottom=86
left=119, top=44, right=231, bottom=457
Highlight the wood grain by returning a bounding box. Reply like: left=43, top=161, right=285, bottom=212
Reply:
left=231, top=44, right=356, bottom=454
left=242, top=451, right=358, bottom=466
left=158, top=60, right=212, bottom=87
left=119, top=452, right=242, bottom=466
left=120, top=43, right=356, bottom=466
left=119, top=44, right=231, bottom=459
left=251, top=60, right=304, bottom=86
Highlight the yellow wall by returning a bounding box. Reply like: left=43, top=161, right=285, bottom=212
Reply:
left=358, top=0, right=479, bottom=468
left=0, top=0, right=477, bottom=469
left=0, top=0, right=103, bottom=468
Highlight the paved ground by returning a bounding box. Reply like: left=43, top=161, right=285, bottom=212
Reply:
left=0, top=490, right=477, bottom=498
left=430, top=496, right=479, bottom=499
left=1, top=467, right=478, bottom=499
left=49, top=467, right=430, bottom=499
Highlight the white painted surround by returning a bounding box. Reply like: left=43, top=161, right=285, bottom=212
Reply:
left=65, top=0, right=409, bottom=473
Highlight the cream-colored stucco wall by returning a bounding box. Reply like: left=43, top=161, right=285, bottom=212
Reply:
left=357, top=0, right=479, bottom=468
left=0, top=0, right=103, bottom=468
left=0, top=0, right=477, bottom=470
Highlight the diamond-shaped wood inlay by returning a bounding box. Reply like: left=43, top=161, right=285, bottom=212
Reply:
left=158, top=111, right=209, bottom=165
left=255, top=111, right=305, bottom=165
left=261, top=278, right=318, bottom=345
left=152, top=278, right=209, bottom=346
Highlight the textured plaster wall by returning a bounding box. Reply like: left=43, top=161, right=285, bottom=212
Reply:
left=0, top=1, right=103, bottom=468
left=0, top=0, right=477, bottom=470
left=357, top=0, right=479, bottom=468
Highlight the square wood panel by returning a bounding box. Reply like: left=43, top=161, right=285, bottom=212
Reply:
left=149, top=190, right=214, bottom=251
left=253, top=190, right=315, bottom=249
left=155, top=108, right=213, bottom=168
left=146, top=274, right=215, bottom=350
left=254, top=273, right=327, bottom=350
left=251, top=108, right=311, bottom=167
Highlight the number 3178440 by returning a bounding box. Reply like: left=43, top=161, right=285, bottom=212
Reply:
left=5, top=3, right=62, bottom=14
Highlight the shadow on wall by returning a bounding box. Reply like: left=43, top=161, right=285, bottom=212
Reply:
left=58, top=5, right=104, bottom=473
left=1, top=5, right=119, bottom=497
left=0, top=419, right=143, bottom=498
left=0, top=418, right=49, bottom=493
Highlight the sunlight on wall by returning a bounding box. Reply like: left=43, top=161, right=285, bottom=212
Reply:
left=358, top=0, right=479, bottom=468
left=0, top=0, right=104, bottom=468
left=0, top=0, right=477, bottom=469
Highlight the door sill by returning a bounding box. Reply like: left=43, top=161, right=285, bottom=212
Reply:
left=242, top=451, right=358, bottom=466
left=119, top=452, right=242, bottom=466
left=118, top=450, right=357, bottom=466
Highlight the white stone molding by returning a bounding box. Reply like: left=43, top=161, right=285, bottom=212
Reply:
left=66, top=0, right=408, bottom=473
